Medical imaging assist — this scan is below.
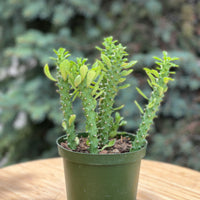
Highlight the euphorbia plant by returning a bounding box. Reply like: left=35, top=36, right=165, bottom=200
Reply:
left=44, top=36, right=179, bottom=154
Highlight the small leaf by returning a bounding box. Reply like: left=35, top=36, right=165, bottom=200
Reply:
left=94, top=90, right=104, bottom=99
left=62, top=121, right=67, bottom=130
left=60, top=60, right=69, bottom=81
left=147, top=101, right=154, bottom=109
left=164, top=77, right=174, bottom=84
left=75, top=137, right=79, bottom=145
left=155, top=61, right=162, bottom=66
left=144, top=68, right=159, bottom=78
left=162, top=51, right=168, bottom=57
left=136, top=87, right=148, bottom=100
left=170, top=57, right=179, bottom=61
left=94, top=66, right=101, bottom=79
left=80, top=65, right=88, bottom=81
left=121, top=69, right=133, bottom=76
left=113, top=104, right=124, bottom=111
left=158, top=87, right=164, bottom=96
left=115, top=112, right=121, bottom=122
left=74, top=75, right=82, bottom=87
left=101, top=139, right=116, bottom=151
left=119, top=78, right=126, bottom=83
left=87, top=70, right=96, bottom=87
left=151, top=81, right=160, bottom=88
left=86, top=139, right=90, bottom=146
left=119, top=120, right=127, bottom=126
left=49, top=57, right=57, bottom=61
left=171, top=63, right=179, bottom=67
left=101, top=54, right=111, bottom=68
left=147, top=79, right=153, bottom=88
left=147, top=98, right=156, bottom=109
left=72, top=90, right=79, bottom=102
left=145, top=70, right=156, bottom=84
left=44, top=64, right=57, bottom=81
left=153, top=56, right=162, bottom=61
left=97, top=60, right=108, bottom=72
left=92, top=72, right=105, bottom=96
left=118, top=84, right=130, bottom=90
left=134, top=100, right=144, bottom=114
left=150, top=69, right=159, bottom=78
left=121, top=60, right=137, bottom=69
left=69, top=114, right=76, bottom=127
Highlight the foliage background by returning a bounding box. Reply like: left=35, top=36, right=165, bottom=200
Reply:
left=0, top=0, right=200, bottom=170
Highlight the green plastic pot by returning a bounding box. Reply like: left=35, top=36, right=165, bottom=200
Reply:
left=57, top=134, right=146, bottom=200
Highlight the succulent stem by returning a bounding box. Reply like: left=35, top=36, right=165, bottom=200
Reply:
left=131, top=51, right=179, bottom=151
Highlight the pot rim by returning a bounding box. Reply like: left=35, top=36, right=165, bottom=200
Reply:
left=56, top=134, right=147, bottom=165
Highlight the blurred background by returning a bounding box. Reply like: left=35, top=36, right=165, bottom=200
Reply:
left=0, top=0, right=200, bottom=170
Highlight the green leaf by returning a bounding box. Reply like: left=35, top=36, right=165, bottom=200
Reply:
left=147, top=98, right=157, bottom=109
left=162, top=51, right=168, bottom=58
left=44, top=64, right=57, bottom=81
left=170, top=57, right=179, bottom=61
left=59, top=60, right=69, bottom=81
left=72, top=90, right=79, bottom=102
left=80, top=65, right=88, bottom=81
left=115, top=112, right=121, bottom=122
left=62, top=121, right=67, bottom=130
left=87, top=70, right=96, bottom=87
left=75, top=137, right=79, bottom=145
left=92, top=72, right=105, bottom=96
left=119, top=78, right=126, bottom=83
left=118, top=84, right=130, bottom=90
left=101, top=54, right=111, bottom=68
left=94, top=90, right=104, bottom=99
left=134, top=100, right=144, bottom=114
left=93, top=65, right=101, bottom=80
left=74, top=75, right=82, bottom=87
left=150, top=69, right=159, bottom=78
left=113, top=104, right=124, bottom=111
left=121, top=69, right=133, bottom=76
left=171, top=63, right=179, bottom=67
left=86, top=139, right=90, bottom=146
left=136, top=87, right=149, bottom=100
left=119, top=120, right=127, bottom=126
left=164, top=77, right=174, bottom=84
left=69, top=114, right=76, bottom=127
left=101, top=139, right=116, bottom=151
left=97, top=60, right=108, bottom=72
left=147, top=79, right=153, bottom=88
left=153, top=56, right=162, bottom=61
left=144, top=69, right=156, bottom=83
left=121, top=60, right=137, bottom=69
left=155, top=61, right=162, bottom=66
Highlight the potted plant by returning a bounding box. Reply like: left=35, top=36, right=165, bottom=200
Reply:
left=44, top=36, right=179, bottom=200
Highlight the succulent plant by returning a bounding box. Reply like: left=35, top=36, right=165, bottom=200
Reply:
left=44, top=36, right=179, bottom=154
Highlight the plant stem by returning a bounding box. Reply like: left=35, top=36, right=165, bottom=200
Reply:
left=131, top=52, right=179, bottom=151
left=79, top=86, right=99, bottom=154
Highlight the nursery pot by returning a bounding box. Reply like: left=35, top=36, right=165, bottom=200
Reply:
left=57, top=134, right=146, bottom=200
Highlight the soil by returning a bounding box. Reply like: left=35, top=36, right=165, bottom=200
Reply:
left=61, top=136, right=132, bottom=154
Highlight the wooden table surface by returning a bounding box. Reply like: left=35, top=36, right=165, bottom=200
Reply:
left=0, top=158, right=199, bottom=200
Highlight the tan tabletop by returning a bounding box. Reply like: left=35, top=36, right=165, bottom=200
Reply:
left=0, top=158, right=199, bottom=200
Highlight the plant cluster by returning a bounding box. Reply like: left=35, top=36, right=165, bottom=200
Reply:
left=45, top=37, right=178, bottom=154
left=1, top=0, right=199, bottom=169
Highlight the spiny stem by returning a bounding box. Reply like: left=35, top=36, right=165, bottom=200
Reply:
left=131, top=51, right=179, bottom=151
